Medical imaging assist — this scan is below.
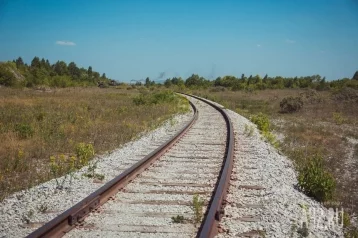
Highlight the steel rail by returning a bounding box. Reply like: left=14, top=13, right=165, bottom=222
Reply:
left=26, top=100, right=198, bottom=238
left=179, top=94, right=234, bottom=238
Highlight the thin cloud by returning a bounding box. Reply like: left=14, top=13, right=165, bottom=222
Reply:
left=257, top=44, right=261, bottom=47
left=55, top=41, right=76, bottom=46
left=285, top=39, right=296, bottom=44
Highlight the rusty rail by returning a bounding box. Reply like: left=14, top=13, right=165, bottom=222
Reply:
left=180, top=94, right=234, bottom=238
left=26, top=100, right=198, bottom=238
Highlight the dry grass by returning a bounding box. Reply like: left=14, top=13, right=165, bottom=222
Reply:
left=0, top=87, right=189, bottom=200
left=192, top=88, right=358, bottom=214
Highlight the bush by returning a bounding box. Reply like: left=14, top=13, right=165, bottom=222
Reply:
left=298, top=155, right=336, bottom=202
left=250, top=113, right=270, bottom=132
left=133, top=90, right=176, bottom=105
left=75, top=143, right=95, bottom=168
left=299, top=89, right=322, bottom=104
left=14, top=123, right=34, bottom=139
left=332, top=87, right=358, bottom=102
left=280, top=96, right=303, bottom=113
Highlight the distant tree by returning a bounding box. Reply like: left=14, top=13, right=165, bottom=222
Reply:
left=31, top=57, right=41, bottom=68
left=87, top=66, right=93, bottom=78
left=353, top=71, right=358, bottom=80
left=68, top=62, right=81, bottom=79
left=185, top=74, right=208, bottom=87
left=164, top=78, right=172, bottom=88
left=171, top=77, right=184, bottom=86
left=53, top=61, right=68, bottom=76
left=40, top=58, right=46, bottom=68
left=263, top=74, right=268, bottom=80
left=101, top=73, right=106, bottom=79
left=44, top=59, right=52, bottom=71
left=93, top=72, right=100, bottom=81
left=15, top=57, right=24, bottom=68
left=145, top=77, right=151, bottom=87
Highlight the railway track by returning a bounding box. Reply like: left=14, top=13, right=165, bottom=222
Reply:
left=26, top=94, right=234, bottom=238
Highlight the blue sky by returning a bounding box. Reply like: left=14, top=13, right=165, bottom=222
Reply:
left=0, top=0, right=357, bottom=81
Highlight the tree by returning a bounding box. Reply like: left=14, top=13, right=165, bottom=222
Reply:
left=145, top=77, right=151, bottom=87
left=185, top=74, right=208, bottom=87
left=87, top=66, right=93, bottom=78
left=101, top=73, right=106, bottom=79
left=93, top=72, right=100, bottom=81
left=353, top=71, right=358, bottom=80
left=31, top=57, right=41, bottom=68
left=15, top=57, right=24, bottom=68
left=40, top=58, right=46, bottom=68
left=0, top=63, right=17, bottom=86
left=164, top=78, right=172, bottom=88
left=68, top=62, right=81, bottom=79
left=53, top=61, right=68, bottom=76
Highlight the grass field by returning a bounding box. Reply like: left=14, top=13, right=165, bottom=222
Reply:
left=0, top=86, right=190, bottom=200
left=192, top=88, right=358, bottom=218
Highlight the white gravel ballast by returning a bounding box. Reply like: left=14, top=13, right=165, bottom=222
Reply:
left=0, top=111, right=193, bottom=238
left=217, top=108, right=344, bottom=238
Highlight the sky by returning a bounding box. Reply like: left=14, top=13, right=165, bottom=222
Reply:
left=0, top=0, right=357, bottom=82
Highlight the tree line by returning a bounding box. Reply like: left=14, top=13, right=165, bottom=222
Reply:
left=162, top=72, right=358, bottom=91
left=1, top=56, right=357, bottom=90
left=0, top=56, right=112, bottom=88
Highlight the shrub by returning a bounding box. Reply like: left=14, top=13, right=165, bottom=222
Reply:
left=332, top=87, right=358, bottom=102
left=250, top=113, right=270, bottom=132
left=280, top=96, right=303, bottom=113
left=298, top=155, right=336, bottom=202
left=133, top=90, right=176, bottom=105
left=332, top=112, right=345, bottom=125
left=14, top=123, right=34, bottom=139
left=75, top=143, right=95, bottom=168
left=299, top=89, right=322, bottom=104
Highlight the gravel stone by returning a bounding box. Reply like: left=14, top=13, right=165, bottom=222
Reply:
left=216, top=108, right=344, bottom=238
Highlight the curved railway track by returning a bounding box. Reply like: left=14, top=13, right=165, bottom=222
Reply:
left=26, top=94, right=234, bottom=238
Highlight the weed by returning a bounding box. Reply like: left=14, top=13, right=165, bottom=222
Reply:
left=169, top=117, right=178, bottom=127
left=37, top=203, right=48, bottom=213
left=333, top=112, right=345, bottom=125
left=250, top=113, right=270, bottom=132
left=344, top=226, right=358, bottom=238
left=297, top=222, right=309, bottom=237
left=298, top=155, right=336, bottom=202
left=14, top=123, right=34, bottom=139
left=75, top=143, right=94, bottom=168
left=191, top=194, right=204, bottom=224
left=244, top=124, right=255, bottom=137
left=290, top=223, right=298, bottom=238
left=83, top=160, right=105, bottom=181
left=22, top=209, right=34, bottom=224
left=171, top=215, right=185, bottom=224
left=262, top=131, right=279, bottom=148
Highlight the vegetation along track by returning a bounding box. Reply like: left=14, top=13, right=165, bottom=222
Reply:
left=26, top=94, right=234, bottom=238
